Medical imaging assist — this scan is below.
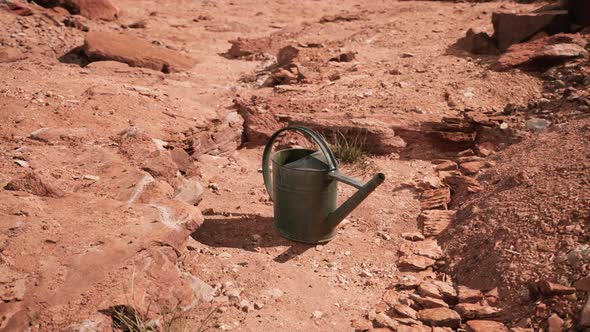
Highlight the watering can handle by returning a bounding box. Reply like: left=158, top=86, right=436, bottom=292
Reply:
left=262, top=126, right=338, bottom=201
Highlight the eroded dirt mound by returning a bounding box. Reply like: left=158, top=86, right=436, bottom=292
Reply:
left=439, top=117, right=590, bottom=318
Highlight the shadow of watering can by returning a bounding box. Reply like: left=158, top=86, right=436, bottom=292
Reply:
left=262, top=126, right=385, bottom=244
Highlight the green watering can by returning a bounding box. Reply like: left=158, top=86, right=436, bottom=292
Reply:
left=262, top=126, right=385, bottom=244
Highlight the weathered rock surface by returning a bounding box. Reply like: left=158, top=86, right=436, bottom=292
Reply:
left=173, top=178, right=204, bottom=206
left=61, top=0, right=119, bottom=20
left=183, top=111, right=244, bottom=157
left=574, top=276, right=590, bottom=292
left=0, top=47, right=25, bottom=63
left=420, top=188, right=451, bottom=210
left=498, top=34, right=588, bottom=69
left=410, top=293, right=449, bottom=309
left=82, top=32, right=197, bottom=73
left=455, top=303, right=502, bottom=319
left=466, top=320, right=508, bottom=332
left=457, top=286, right=483, bottom=303
left=538, top=280, right=576, bottom=296
left=235, top=98, right=406, bottom=154
left=458, top=28, right=499, bottom=55
left=492, top=11, right=569, bottom=51
left=29, top=127, right=88, bottom=144
left=4, top=172, right=64, bottom=197
left=547, top=314, right=563, bottom=332
left=33, top=0, right=119, bottom=20
left=417, top=308, right=461, bottom=328
left=418, top=210, right=455, bottom=237
left=398, top=255, right=436, bottom=271
left=399, top=240, right=443, bottom=260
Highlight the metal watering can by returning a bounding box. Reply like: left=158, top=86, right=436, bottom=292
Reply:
left=262, top=126, right=385, bottom=244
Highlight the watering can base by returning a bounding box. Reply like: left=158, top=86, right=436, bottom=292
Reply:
left=274, top=225, right=336, bottom=244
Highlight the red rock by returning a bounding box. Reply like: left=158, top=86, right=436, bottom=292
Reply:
left=459, top=161, right=486, bottom=175
left=0, top=266, right=26, bottom=302
left=398, top=255, right=436, bottom=271
left=351, top=318, right=373, bottom=330
left=394, top=304, right=418, bottom=320
left=235, top=98, right=406, bottom=154
left=466, top=320, right=508, bottom=332
left=458, top=28, right=499, bottom=55
left=173, top=178, right=204, bottom=206
left=417, top=308, right=461, bottom=328
left=61, top=0, right=118, bottom=20
left=455, top=303, right=502, bottom=319
left=4, top=173, right=64, bottom=198
left=432, top=328, right=453, bottom=332
left=183, top=111, right=243, bottom=157
left=492, top=11, right=569, bottom=51
left=29, top=127, right=88, bottom=144
left=0, top=47, right=25, bottom=63
left=510, top=329, right=533, bottom=332
left=410, top=293, right=449, bottom=308
left=2, top=1, right=32, bottom=16
left=225, top=37, right=274, bottom=59
left=170, top=147, right=191, bottom=174
left=142, top=153, right=179, bottom=182
left=397, top=325, right=429, bottom=332
left=547, top=314, right=564, bottom=332
left=498, top=34, right=588, bottom=69
left=374, top=312, right=397, bottom=329
left=277, top=45, right=300, bottom=66
left=418, top=210, right=455, bottom=237
left=538, top=280, right=576, bottom=296
left=418, top=281, right=443, bottom=300
left=420, top=188, right=451, bottom=210
left=457, top=286, right=483, bottom=303
left=83, top=32, right=197, bottom=73
left=399, top=240, right=443, bottom=260
left=434, top=160, right=457, bottom=171
left=574, top=276, right=590, bottom=292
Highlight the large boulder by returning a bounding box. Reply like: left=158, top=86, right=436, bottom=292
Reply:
left=82, top=32, right=197, bottom=73
left=457, top=28, right=499, bottom=55
left=33, top=0, right=119, bottom=21
left=61, top=0, right=119, bottom=21
left=492, top=11, right=569, bottom=51
left=497, top=33, right=588, bottom=69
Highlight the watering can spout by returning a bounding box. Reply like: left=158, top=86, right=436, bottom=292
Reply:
left=325, top=172, right=386, bottom=228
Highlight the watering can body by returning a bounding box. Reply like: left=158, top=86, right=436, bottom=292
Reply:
left=262, top=127, right=385, bottom=244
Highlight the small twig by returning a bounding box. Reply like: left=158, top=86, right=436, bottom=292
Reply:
left=503, top=248, right=520, bottom=255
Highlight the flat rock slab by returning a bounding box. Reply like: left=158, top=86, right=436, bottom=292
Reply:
left=83, top=32, right=197, bottom=73
left=417, top=308, right=461, bottom=329
left=466, top=320, right=508, bottom=332
left=455, top=303, right=503, bottom=319
left=498, top=34, right=588, bottom=70
left=33, top=0, right=119, bottom=20
left=418, top=210, right=455, bottom=237
left=0, top=47, right=26, bottom=63
left=492, top=11, right=569, bottom=51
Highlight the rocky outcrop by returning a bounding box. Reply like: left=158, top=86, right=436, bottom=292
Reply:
left=492, top=11, right=569, bottom=51
left=235, top=98, right=406, bottom=155
left=182, top=111, right=244, bottom=157
left=498, top=33, right=588, bottom=69
left=33, top=0, right=119, bottom=21
left=4, top=172, right=64, bottom=198
left=82, top=32, right=197, bottom=73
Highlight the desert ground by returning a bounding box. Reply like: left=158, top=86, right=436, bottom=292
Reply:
left=0, top=0, right=589, bottom=331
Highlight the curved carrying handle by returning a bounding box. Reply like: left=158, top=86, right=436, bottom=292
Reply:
left=262, top=126, right=338, bottom=201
